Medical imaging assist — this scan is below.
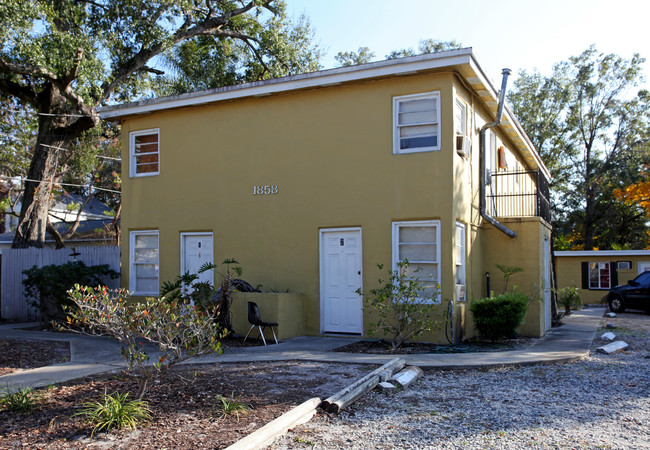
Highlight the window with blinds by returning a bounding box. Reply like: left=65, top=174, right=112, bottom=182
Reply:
left=130, top=129, right=160, bottom=177
left=392, top=220, right=441, bottom=303
left=393, top=92, right=440, bottom=154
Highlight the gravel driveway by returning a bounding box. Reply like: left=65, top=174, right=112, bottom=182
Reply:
left=273, top=313, right=650, bottom=449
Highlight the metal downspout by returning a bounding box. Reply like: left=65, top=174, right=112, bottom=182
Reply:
left=479, top=68, right=516, bottom=238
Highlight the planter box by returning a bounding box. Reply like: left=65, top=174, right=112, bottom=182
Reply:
left=231, top=292, right=307, bottom=340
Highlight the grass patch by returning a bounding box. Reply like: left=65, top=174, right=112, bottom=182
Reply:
left=75, top=390, right=152, bottom=436
left=1, top=386, right=36, bottom=413
left=215, top=392, right=251, bottom=420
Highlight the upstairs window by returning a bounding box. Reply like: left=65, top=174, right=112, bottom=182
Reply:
left=393, top=92, right=440, bottom=154
left=454, top=97, right=467, bottom=136
left=130, top=129, right=160, bottom=177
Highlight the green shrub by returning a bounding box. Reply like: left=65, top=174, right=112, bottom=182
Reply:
left=554, top=285, right=582, bottom=315
left=65, top=286, right=223, bottom=399
left=0, top=386, right=36, bottom=413
left=470, top=292, right=529, bottom=341
left=23, top=261, right=119, bottom=322
left=357, top=261, right=441, bottom=350
left=76, top=390, right=152, bottom=436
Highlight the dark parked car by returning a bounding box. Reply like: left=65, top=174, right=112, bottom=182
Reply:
left=606, top=271, right=650, bottom=313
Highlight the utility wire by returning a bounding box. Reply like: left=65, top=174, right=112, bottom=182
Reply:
left=0, top=175, right=121, bottom=194
left=0, top=132, right=121, bottom=161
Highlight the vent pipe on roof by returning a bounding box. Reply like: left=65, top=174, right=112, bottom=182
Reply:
left=479, top=68, right=517, bottom=238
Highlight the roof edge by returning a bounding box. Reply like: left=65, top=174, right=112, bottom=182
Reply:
left=99, top=48, right=474, bottom=119
left=555, top=250, right=650, bottom=257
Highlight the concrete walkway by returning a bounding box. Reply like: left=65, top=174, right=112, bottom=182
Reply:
left=0, top=307, right=605, bottom=392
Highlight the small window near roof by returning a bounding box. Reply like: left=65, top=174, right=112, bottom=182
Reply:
left=617, top=261, right=631, bottom=270
left=393, top=92, right=440, bottom=154
left=454, top=97, right=467, bottom=136
left=130, top=129, right=159, bottom=177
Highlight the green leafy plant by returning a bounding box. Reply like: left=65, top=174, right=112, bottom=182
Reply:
left=495, top=264, right=524, bottom=293
left=470, top=292, right=529, bottom=341
left=63, top=286, right=224, bottom=399
left=215, top=392, right=251, bottom=420
left=76, top=390, right=152, bottom=436
left=554, top=284, right=582, bottom=315
left=0, top=386, right=36, bottom=413
left=23, top=261, right=119, bottom=322
left=160, top=259, right=257, bottom=334
left=357, top=261, right=441, bottom=350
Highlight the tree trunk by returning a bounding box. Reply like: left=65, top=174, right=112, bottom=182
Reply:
left=11, top=85, right=98, bottom=248
left=12, top=133, right=64, bottom=248
left=583, top=182, right=597, bottom=250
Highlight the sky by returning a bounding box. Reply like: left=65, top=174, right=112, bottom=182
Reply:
left=286, top=0, right=650, bottom=90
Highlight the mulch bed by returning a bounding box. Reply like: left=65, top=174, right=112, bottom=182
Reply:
left=0, top=339, right=70, bottom=376
left=0, top=360, right=361, bottom=449
left=333, top=337, right=535, bottom=354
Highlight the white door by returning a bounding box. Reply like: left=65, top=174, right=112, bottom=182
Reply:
left=638, top=262, right=650, bottom=274
left=544, top=236, right=551, bottom=331
left=181, top=233, right=214, bottom=290
left=320, top=229, right=363, bottom=334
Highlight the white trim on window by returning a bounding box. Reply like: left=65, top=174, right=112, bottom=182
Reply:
left=393, top=92, right=441, bottom=154
left=454, top=97, right=468, bottom=137
left=455, top=222, right=466, bottom=301
left=392, top=220, right=441, bottom=303
left=589, top=262, right=611, bottom=290
left=130, top=230, right=159, bottom=295
left=129, top=128, right=160, bottom=177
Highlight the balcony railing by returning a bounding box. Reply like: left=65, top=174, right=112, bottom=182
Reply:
left=485, top=170, right=551, bottom=223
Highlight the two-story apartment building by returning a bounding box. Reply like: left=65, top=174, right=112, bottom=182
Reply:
left=100, top=48, right=552, bottom=343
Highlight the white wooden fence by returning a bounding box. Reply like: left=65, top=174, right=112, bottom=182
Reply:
left=1, top=246, right=120, bottom=321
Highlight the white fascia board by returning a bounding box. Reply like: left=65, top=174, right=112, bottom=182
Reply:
left=466, top=55, right=551, bottom=181
left=555, top=250, right=650, bottom=257
left=99, top=49, right=474, bottom=120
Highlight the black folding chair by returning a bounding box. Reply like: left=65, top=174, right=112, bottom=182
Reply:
left=243, top=301, right=278, bottom=345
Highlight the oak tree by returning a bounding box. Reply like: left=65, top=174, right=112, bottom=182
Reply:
left=0, top=0, right=304, bottom=248
left=509, top=46, right=650, bottom=249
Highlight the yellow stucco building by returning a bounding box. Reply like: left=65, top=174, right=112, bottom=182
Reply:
left=100, top=48, right=553, bottom=343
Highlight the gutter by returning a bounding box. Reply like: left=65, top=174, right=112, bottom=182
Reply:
left=479, top=68, right=517, bottom=238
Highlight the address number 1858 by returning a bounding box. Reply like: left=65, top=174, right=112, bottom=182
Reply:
left=253, top=185, right=279, bottom=195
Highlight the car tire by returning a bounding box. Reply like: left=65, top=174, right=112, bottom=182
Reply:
left=608, top=295, right=625, bottom=313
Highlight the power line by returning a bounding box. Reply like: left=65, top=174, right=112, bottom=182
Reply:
left=4, top=107, right=102, bottom=119
left=0, top=132, right=121, bottom=161
left=0, top=175, right=121, bottom=194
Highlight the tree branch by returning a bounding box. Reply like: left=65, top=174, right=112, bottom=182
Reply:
left=0, top=76, right=39, bottom=107
left=0, top=57, right=59, bottom=83
left=46, top=216, right=66, bottom=249
left=99, top=0, right=276, bottom=103
left=61, top=192, right=94, bottom=240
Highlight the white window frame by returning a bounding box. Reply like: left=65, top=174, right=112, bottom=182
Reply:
left=129, top=128, right=160, bottom=177
left=455, top=222, right=466, bottom=301
left=393, top=92, right=441, bottom=154
left=617, top=261, right=631, bottom=270
left=454, top=97, right=468, bottom=137
left=130, top=230, right=159, bottom=295
left=392, top=220, right=441, bottom=303
left=589, top=262, right=611, bottom=290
